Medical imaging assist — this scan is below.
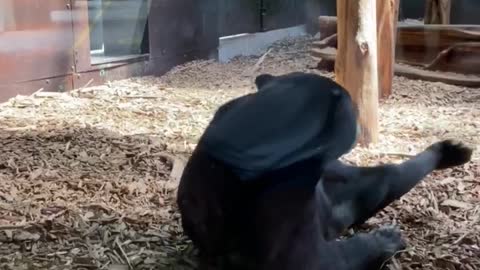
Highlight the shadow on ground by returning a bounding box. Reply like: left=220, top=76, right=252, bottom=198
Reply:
left=0, top=126, right=198, bottom=270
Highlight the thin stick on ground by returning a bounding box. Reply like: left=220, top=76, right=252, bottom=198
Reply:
left=247, top=48, right=273, bottom=77
left=115, top=236, right=133, bottom=269
left=30, top=88, right=44, bottom=97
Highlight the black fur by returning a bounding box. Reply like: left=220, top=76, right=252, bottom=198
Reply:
left=177, top=72, right=474, bottom=270
left=255, top=74, right=276, bottom=90
left=322, top=139, right=473, bottom=238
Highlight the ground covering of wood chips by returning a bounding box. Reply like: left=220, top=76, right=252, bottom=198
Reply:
left=0, top=36, right=478, bottom=270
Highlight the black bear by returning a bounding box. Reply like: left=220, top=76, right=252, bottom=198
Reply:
left=176, top=72, right=473, bottom=270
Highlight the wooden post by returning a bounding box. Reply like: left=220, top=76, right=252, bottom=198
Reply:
left=376, top=0, right=400, bottom=98
left=335, top=0, right=379, bottom=145
left=424, top=0, right=451, bottom=24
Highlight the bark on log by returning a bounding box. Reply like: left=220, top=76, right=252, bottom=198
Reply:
left=376, top=0, right=400, bottom=98
left=318, top=16, right=338, bottom=38
left=335, top=0, right=379, bottom=145
left=424, top=0, right=451, bottom=24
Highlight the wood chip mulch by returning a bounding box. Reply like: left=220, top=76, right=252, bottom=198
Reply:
left=0, top=36, right=478, bottom=270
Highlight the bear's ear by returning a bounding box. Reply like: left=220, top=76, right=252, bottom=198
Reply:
left=255, top=74, right=276, bottom=91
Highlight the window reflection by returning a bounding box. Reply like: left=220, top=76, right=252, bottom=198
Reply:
left=88, top=0, right=150, bottom=65
left=0, top=0, right=16, bottom=32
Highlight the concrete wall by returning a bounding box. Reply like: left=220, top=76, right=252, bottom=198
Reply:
left=218, top=24, right=307, bottom=63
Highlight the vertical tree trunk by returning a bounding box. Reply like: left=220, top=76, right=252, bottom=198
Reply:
left=335, top=0, right=379, bottom=145
left=377, top=0, right=400, bottom=99
left=424, top=0, right=451, bottom=24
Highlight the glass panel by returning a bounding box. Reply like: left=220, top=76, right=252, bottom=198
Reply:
left=0, top=0, right=16, bottom=32
left=87, top=0, right=150, bottom=65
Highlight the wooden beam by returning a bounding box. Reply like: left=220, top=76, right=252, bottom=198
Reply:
left=376, top=0, right=399, bottom=98
left=424, top=0, right=451, bottom=24
left=335, top=0, right=379, bottom=145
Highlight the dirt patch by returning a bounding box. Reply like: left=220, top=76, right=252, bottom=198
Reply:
left=0, top=36, right=479, bottom=269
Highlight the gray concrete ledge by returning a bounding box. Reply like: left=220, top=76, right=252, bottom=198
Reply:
left=218, top=25, right=307, bottom=63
